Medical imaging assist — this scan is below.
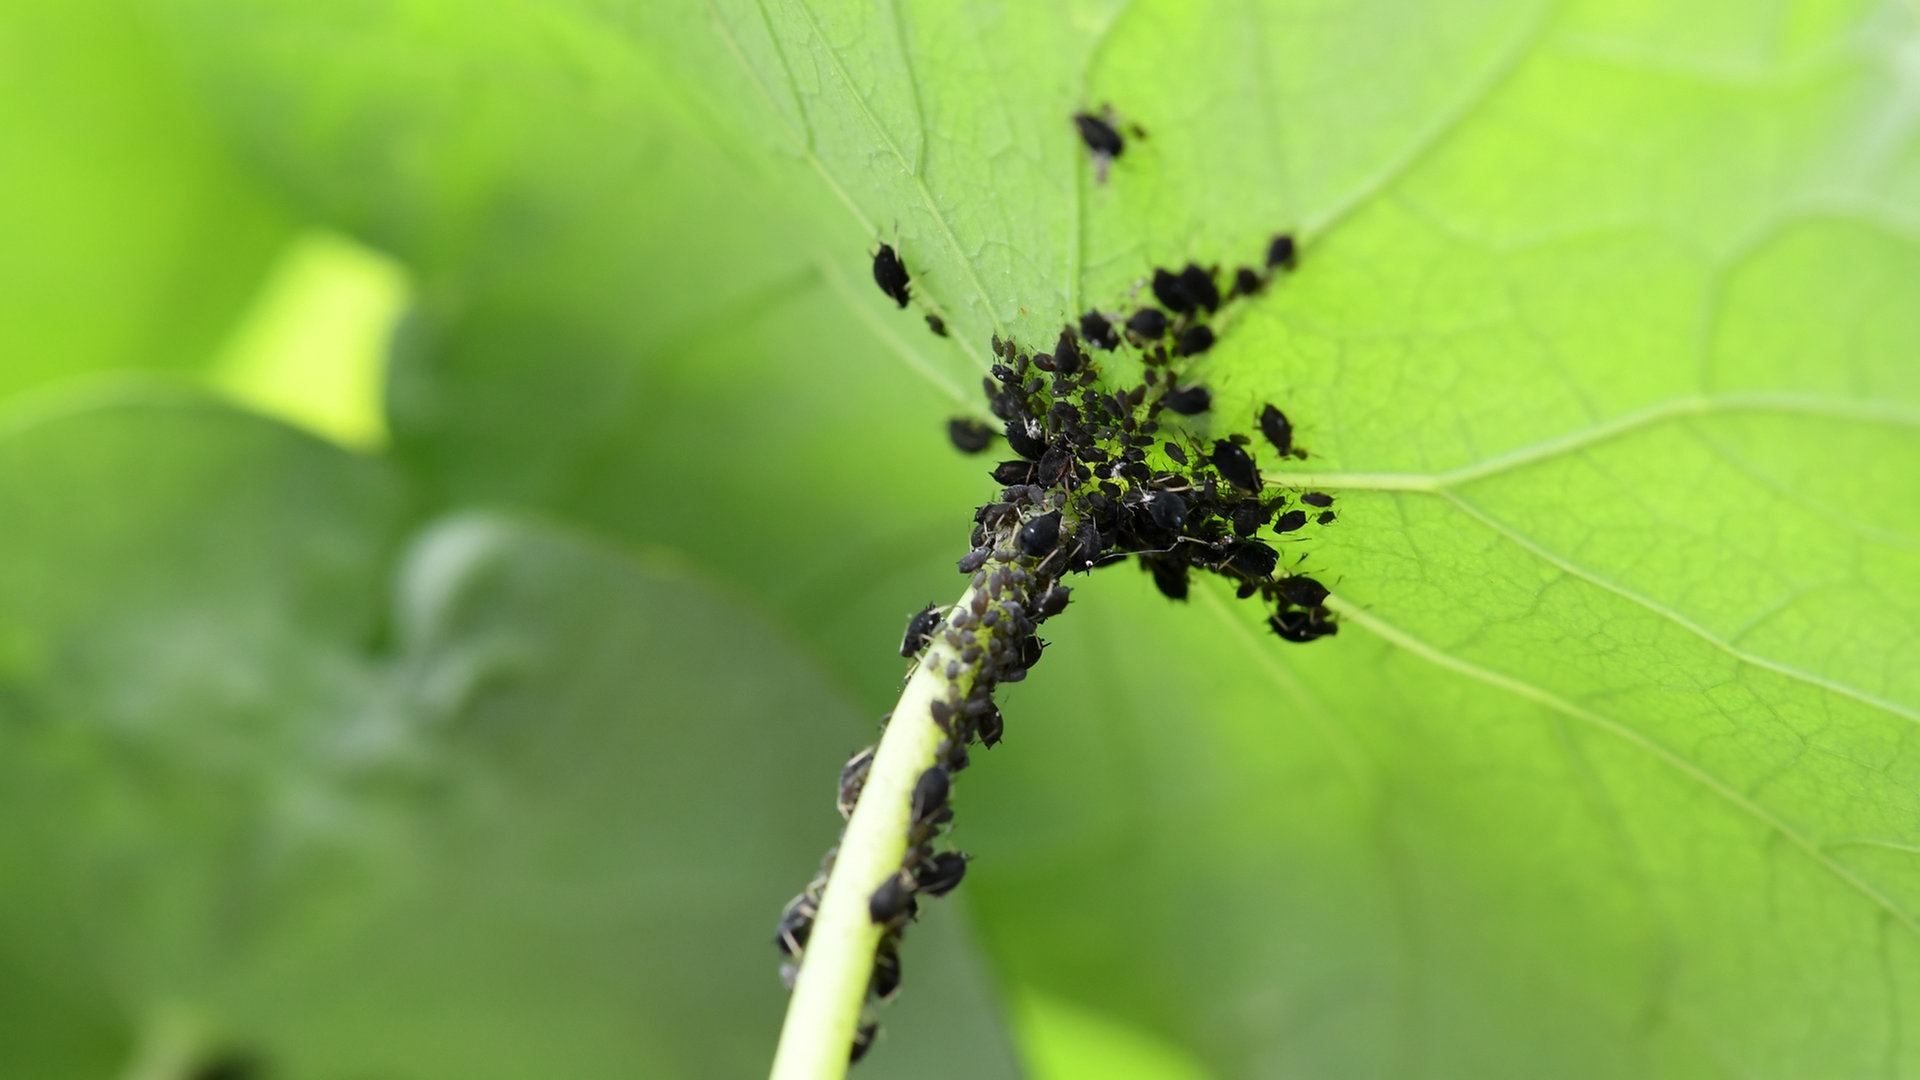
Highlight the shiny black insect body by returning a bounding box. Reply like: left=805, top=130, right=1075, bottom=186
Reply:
left=1259, top=404, right=1293, bottom=456
left=925, top=314, right=947, bottom=337
left=1074, top=112, right=1125, bottom=157
left=1212, top=440, right=1259, bottom=491
left=1081, top=310, right=1119, bottom=350
left=916, top=852, right=968, bottom=897
left=850, top=1021, right=879, bottom=1064
left=1017, top=510, right=1063, bottom=557
left=873, top=244, right=911, bottom=307
left=911, top=766, right=951, bottom=824
left=1267, top=233, right=1298, bottom=270
left=869, top=873, right=917, bottom=926
left=1301, top=491, right=1334, bottom=508
left=900, top=604, right=942, bottom=658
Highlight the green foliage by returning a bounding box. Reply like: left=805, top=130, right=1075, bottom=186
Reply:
left=3, top=0, right=1918, bottom=1077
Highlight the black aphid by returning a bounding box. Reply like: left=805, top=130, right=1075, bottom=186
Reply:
left=1073, top=111, right=1125, bottom=157
left=1054, top=327, right=1084, bottom=376
left=1164, top=441, right=1189, bottom=466
left=1161, top=384, right=1211, bottom=415
left=916, top=852, right=969, bottom=897
left=990, top=459, right=1035, bottom=485
left=1126, top=307, right=1169, bottom=340
left=900, top=604, right=942, bottom=658
left=1005, top=417, right=1049, bottom=460
left=869, top=873, right=917, bottom=926
left=1267, top=233, right=1298, bottom=270
left=838, top=746, right=876, bottom=818
left=873, top=244, right=911, bottom=307
left=1231, top=501, right=1271, bottom=537
left=957, top=548, right=990, bottom=573
left=871, top=938, right=903, bottom=1001
left=1211, top=440, right=1259, bottom=491
left=1277, top=576, right=1329, bottom=607
left=776, top=894, right=816, bottom=956
left=1259, top=404, right=1293, bottom=456
left=1223, top=541, right=1279, bottom=579
left=1037, top=442, right=1074, bottom=487
left=1273, top=509, right=1308, bottom=533
left=1148, top=490, right=1188, bottom=530
left=1176, top=324, right=1214, bottom=357
left=850, top=1021, right=879, bottom=1064
left=1317, top=510, right=1337, bottom=525
left=925, top=314, right=948, bottom=337
left=1269, top=605, right=1337, bottom=642
left=1034, top=584, right=1072, bottom=619
left=1231, top=267, right=1263, bottom=297
left=1301, top=492, right=1333, bottom=508
left=977, top=705, right=1004, bottom=747
left=1080, top=310, right=1119, bottom=350
left=1152, top=268, right=1195, bottom=314
left=1178, top=263, right=1220, bottom=313
left=1017, top=510, right=1063, bottom=557
left=948, top=417, right=994, bottom=454
left=911, top=766, right=951, bottom=824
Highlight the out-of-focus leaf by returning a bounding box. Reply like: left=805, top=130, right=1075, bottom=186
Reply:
left=0, top=397, right=1017, bottom=1078
left=0, top=3, right=292, bottom=398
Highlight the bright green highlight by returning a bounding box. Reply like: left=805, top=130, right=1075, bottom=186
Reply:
left=209, top=230, right=409, bottom=449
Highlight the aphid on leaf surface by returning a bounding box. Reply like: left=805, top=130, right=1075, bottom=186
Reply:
left=872, top=244, right=911, bottom=308
left=1053, top=327, right=1085, bottom=376
left=1152, top=268, right=1196, bottom=315
left=1223, top=540, right=1279, bottom=579
left=1177, top=263, right=1220, bottom=313
left=1074, top=111, right=1125, bottom=157
left=1269, top=605, right=1338, bottom=643
left=1317, top=510, right=1337, bottom=525
left=1148, top=490, right=1188, bottom=530
left=1161, top=384, right=1211, bottom=415
left=1231, top=500, right=1271, bottom=537
left=1301, top=491, right=1334, bottom=508
left=1273, top=509, right=1308, bottom=533
left=1163, top=441, right=1189, bottom=466
left=1081, top=309, right=1119, bottom=350
left=916, top=852, right=969, bottom=896
left=1267, top=232, right=1298, bottom=270
left=925, top=314, right=948, bottom=337
left=948, top=417, right=994, bottom=454
left=1259, top=404, right=1293, bottom=456
left=1277, top=575, right=1329, bottom=607
left=1212, top=439, right=1259, bottom=491
left=850, top=1021, right=880, bottom=1064
left=1176, top=324, right=1214, bottom=357
left=1126, top=307, right=1169, bottom=340
left=900, top=604, right=942, bottom=658
left=1231, top=266, right=1264, bottom=298
left=1005, top=417, right=1049, bottom=460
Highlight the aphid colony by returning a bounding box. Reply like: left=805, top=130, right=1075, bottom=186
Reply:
left=779, top=232, right=1341, bottom=1066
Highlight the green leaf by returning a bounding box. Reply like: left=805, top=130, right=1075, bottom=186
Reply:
left=0, top=398, right=1018, bottom=1078
left=0, top=3, right=293, bottom=400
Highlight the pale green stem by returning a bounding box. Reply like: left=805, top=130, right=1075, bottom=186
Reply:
left=767, top=580, right=983, bottom=1080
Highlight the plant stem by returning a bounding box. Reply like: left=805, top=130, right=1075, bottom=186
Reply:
left=768, top=580, right=982, bottom=1080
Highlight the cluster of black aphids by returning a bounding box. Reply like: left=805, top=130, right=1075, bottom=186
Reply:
left=793, top=232, right=1336, bottom=1066
left=951, top=232, right=1336, bottom=644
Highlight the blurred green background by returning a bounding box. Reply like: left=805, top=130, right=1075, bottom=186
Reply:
left=5, top=1, right=1920, bottom=1078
